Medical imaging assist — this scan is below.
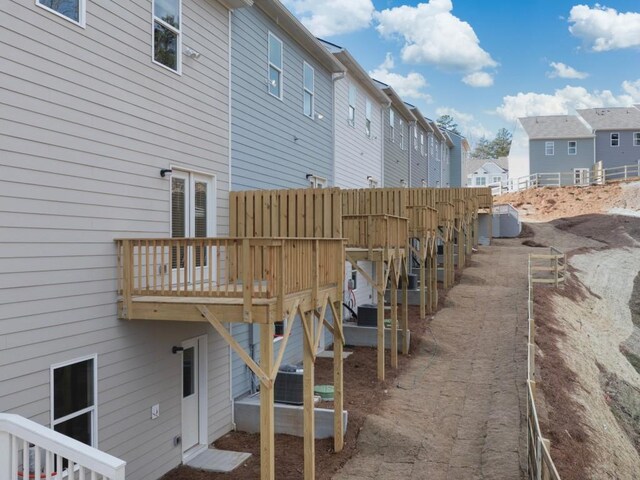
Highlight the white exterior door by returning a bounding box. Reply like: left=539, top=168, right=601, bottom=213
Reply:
left=181, top=338, right=200, bottom=453
left=573, top=168, right=589, bottom=186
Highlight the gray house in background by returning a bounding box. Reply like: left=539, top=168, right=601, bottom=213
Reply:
left=230, top=1, right=344, bottom=191
left=446, top=130, right=471, bottom=187
left=577, top=107, right=640, bottom=169
left=0, top=0, right=252, bottom=478
left=406, top=104, right=433, bottom=187
left=229, top=1, right=344, bottom=400
left=426, top=120, right=447, bottom=187
left=374, top=80, right=415, bottom=187
left=509, top=115, right=595, bottom=184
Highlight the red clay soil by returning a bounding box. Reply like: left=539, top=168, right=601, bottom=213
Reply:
left=161, top=296, right=448, bottom=480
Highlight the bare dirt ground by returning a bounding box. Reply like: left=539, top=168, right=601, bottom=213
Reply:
left=333, top=242, right=530, bottom=480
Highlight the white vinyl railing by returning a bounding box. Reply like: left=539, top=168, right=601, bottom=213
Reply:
left=0, top=414, right=125, bottom=480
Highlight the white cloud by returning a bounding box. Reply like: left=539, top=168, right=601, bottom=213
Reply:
left=496, top=80, right=640, bottom=122
left=369, top=53, right=432, bottom=102
left=568, top=4, right=640, bottom=51
left=282, top=0, right=375, bottom=37
left=435, top=107, right=493, bottom=141
left=375, top=0, right=497, bottom=73
left=547, top=62, right=588, bottom=79
left=462, top=72, right=494, bottom=87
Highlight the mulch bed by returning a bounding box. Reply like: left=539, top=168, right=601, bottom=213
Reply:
left=162, top=285, right=453, bottom=480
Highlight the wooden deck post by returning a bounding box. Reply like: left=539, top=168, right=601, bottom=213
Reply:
left=260, top=323, right=275, bottom=480
left=401, top=261, right=409, bottom=355
left=390, top=270, right=398, bottom=369
left=303, top=311, right=315, bottom=480
left=333, top=300, right=344, bottom=453
left=419, top=244, right=426, bottom=320
left=431, top=253, right=438, bottom=312
left=122, top=240, right=133, bottom=319
left=376, top=259, right=385, bottom=381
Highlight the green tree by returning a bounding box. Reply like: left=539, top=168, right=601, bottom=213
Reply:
left=436, top=115, right=460, bottom=135
left=471, top=137, right=492, bottom=159
left=492, top=128, right=512, bottom=157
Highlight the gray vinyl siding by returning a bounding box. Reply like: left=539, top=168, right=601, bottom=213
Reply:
left=230, top=6, right=334, bottom=191
left=427, top=132, right=440, bottom=187
left=409, top=124, right=429, bottom=187
left=595, top=131, right=640, bottom=168
left=383, top=108, right=410, bottom=187
left=530, top=138, right=594, bottom=175
left=0, top=1, right=232, bottom=480
left=333, top=73, right=384, bottom=188
left=448, top=135, right=463, bottom=187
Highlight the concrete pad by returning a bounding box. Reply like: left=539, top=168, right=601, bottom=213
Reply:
left=234, top=393, right=348, bottom=439
left=343, top=323, right=410, bottom=351
left=316, top=350, right=353, bottom=359
left=186, top=448, right=251, bottom=473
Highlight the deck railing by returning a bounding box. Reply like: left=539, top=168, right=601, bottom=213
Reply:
left=435, top=202, right=454, bottom=226
left=406, top=206, right=438, bottom=238
left=342, top=214, right=408, bottom=253
left=0, top=413, right=125, bottom=480
left=116, top=237, right=344, bottom=302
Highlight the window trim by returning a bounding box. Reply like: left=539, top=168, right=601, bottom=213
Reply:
left=634, top=132, right=640, bottom=147
left=568, top=140, right=577, bottom=155
left=389, top=110, right=395, bottom=142
left=267, top=31, right=284, bottom=100
left=413, top=126, right=418, bottom=151
left=365, top=99, right=372, bottom=138
left=36, top=0, right=86, bottom=28
left=545, top=141, right=554, bottom=156
left=420, top=133, right=425, bottom=156
left=308, top=174, right=327, bottom=188
left=610, top=132, right=620, bottom=147
left=347, top=84, right=357, bottom=127
left=302, top=61, right=315, bottom=118
left=151, top=0, right=182, bottom=75
left=399, top=120, right=405, bottom=150
left=50, top=354, right=98, bottom=448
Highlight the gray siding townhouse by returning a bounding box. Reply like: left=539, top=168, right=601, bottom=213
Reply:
left=509, top=115, right=594, bottom=184
left=406, top=105, right=433, bottom=188
left=0, top=0, right=251, bottom=478
left=446, top=130, right=471, bottom=187
left=374, top=80, right=416, bottom=187
left=319, top=39, right=390, bottom=318
left=229, top=2, right=344, bottom=399
left=441, top=130, right=454, bottom=187
left=577, top=107, right=640, bottom=169
left=230, top=2, right=344, bottom=191
left=427, top=121, right=447, bottom=187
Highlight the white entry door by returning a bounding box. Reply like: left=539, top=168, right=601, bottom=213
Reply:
left=181, top=338, right=200, bottom=454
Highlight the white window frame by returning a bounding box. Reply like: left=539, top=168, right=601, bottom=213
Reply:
left=307, top=174, right=327, bottom=188
left=152, top=0, right=182, bottom=74
left=568, top=140, right=577, bottom=155
left=365, top=99, right=372, bottom=137
left=610, top=132, right=619, bottom=147
left=492, top=176, right=502, bottom=183
left=36, top=0, right=86, bottom=28
left=50, top=354, right=98, bottom=448
left=389, top=110, right=395, bottom=141
left=267, top=32, right=283, bottom=100
left=400, top=120, right=405, bottom=150
left=348, top=85, right=357, bottom=127
left=633, top=132, right=640, bottom=147
left=545, top=141, right=554, bottom=156
left=303, top=61, right=314, bottom=118
left=420, top=133, right=425, bottom=156
left=475, top=176, right=486, bottom=186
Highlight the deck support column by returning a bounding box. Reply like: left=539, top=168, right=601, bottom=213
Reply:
left=473, top=217, right=479, bottom=248
left=376, top=259, right=385, bottom=381
left=303, top=312, right=315, bottom=480
left=419, top=245, right=426, bottom=320
left=427, top=251, right=437, bottom=314
left=333, top=300, right=344, bottom=453
left=259, top=323, right=275, bottom=480
left=401, top=261, right=409, bottom=355
left=390, top=272, right=398, bottom=369
left=444, top=240, right=453, bottom=289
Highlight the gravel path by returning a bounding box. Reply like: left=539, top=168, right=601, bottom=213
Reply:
left=333, top=239, right=529, bottom=480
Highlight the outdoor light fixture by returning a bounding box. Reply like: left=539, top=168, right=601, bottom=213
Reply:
left=315, top=113, right=324, bottom=120
left=160, top=169, right=173, bottom=178
left=172, top=346, right=184, bottom=354
left=400, top=179, right=408, bottom=188
left=183, top=47, right=201, bottom=59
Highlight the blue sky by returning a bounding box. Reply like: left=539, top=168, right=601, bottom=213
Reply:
left=282, top=0, right=640, bottom=145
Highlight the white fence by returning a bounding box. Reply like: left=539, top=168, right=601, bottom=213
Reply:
left=0, top=414, right=125, bottom=480
left=493, top=161, right=640, bottom=195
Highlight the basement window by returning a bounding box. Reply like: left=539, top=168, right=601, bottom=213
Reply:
left=610, top=132, right=619, bottom=147
left=51, top=355, right=97, bottom=447
left=37, top=0, right=85, bottom=27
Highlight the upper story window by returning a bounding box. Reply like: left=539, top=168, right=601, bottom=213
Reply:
left=153, top=0, right=181, bottom=73
left=475, top=177, right=486, bottom=186
left=420, top=133, right=425, bottom=155
left=610, top=132, right=619, bottom=147
left=37, top=0, right=86, bottom=27
left=545, top=141, right=554, bottom=156
left=365, top=99, right=372, bottom=137
left=429, top=134, right=434, bottom=156
left=634, top=132, right=640, bottom=146
left=413, top=126, right=418, bottom=151
left=348, top=85, right=357, bottom=127
left=51, top=355, right=97, bottom=447
left=303, top=62, right=314, bottom=118
left=568, top=140, right=577, bottom=155
left=268, top=32, right=283, bottom=99
left=399, top=120, right=405, bottom=150
left=389, top=110, right=395, bottom=141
